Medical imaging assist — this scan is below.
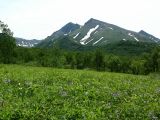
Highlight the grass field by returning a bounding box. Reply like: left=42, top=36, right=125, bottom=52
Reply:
left=0, top=65, right=160, bottom=120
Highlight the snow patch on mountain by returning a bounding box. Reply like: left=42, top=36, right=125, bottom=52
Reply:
left=85, top=39, right=94, bottom=45
left=128, top=33, right=139, bottom=42
left=16, top=38, right=41, bottom=48
left=108, top=27, right=113, bottom=30
left=134, top=37, right=139, bottom=42
left=149, top=37, right=158, bottom=43
left=69, top=30, right=72, bottom=34
left=80, top=25, right=99, bottom=45
left=128, top=33, right=133, bottom=37
left=94, top=31, right=98, bottom=34
left=146, top=34, right=160, bottom=43
left=18, top=43, right=31, bottom=47
left=73, top=32, right=80, bottom=39
left=93, top=37, right=104, bottom=45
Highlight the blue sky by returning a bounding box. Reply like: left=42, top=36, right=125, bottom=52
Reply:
left=0, top=0, right=160, bottom=39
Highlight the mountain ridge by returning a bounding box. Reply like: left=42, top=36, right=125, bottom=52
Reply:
left=15, top=37, right=41, bottom=47
left=17, top=18, right=160, bottom=48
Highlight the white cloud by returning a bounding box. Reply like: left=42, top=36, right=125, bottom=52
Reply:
left=0, top=0, right=160, bottom=39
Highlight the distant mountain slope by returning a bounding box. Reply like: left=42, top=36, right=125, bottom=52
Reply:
left=36, top=36, right=157, bottom=56
left=139, top=30, right=160, bottom=43
left=16, top=38, right=41, bottom=47
left=37, top=22, right=81, bottom=47
left=70, top=18, right=160, bottom=46
left=37, top=18, right=160, bottom=49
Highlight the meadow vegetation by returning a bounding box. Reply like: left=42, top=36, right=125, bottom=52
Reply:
left=0, top=65, right=160, bottom=119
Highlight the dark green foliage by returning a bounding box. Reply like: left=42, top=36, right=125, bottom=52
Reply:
left=103, top=40, right=157, bottom=56
left=94, top=49, right=105, bottom=71
left=37, top=37, right=157, bottom=56
left=6, top=43, right=160, bottom=75
left=75, top=52, right=85, bottom=69
left=107, top=55, right=121, bottom=72
left=151, top=47, right=160, bottom=72
left=130, top=60, right=146, bottom=75
left=14, top=47, right=35, bottom=63
left=0, top=33, right=16, bottom=63
left=0, top=20, right=13, bottom=36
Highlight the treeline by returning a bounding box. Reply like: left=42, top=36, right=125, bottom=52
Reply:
left=0, top=33, right=160, bottom=75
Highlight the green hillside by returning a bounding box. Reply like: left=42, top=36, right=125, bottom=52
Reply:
left=37, top=36, right=157, bottom=56
left=0, top=65, right=160, bottom=119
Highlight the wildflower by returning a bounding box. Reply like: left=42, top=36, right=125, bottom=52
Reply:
left=67, top=80, right=73, bottom=86
left=155, top=88, right=160, bottom=94
left=4, top=79, right=11, bottom=84
left=60, top=90, right=68, bottom=97
left=148, top=112, right=159, bottom=120
left=24, top=81, right=32, bottom=87
left=85, top=92, right=89, bottom=95
left=112, top=92, right=120, bottom=97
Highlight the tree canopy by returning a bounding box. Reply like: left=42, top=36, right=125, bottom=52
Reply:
left=0, top=20, right=13, bottom=36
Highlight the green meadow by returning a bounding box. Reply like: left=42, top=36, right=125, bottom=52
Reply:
left=0, top=65, right=160, bottom=119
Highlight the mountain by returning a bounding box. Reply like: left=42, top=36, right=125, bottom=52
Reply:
left=16, top=38, right=41, bottom=47
left=139, top=30, right=160, bottom=43
left=37, top=22, right=81, bottom=47
left=37, top=18, right=160, bottom=49
left=69, top=18, right=160, bottom=46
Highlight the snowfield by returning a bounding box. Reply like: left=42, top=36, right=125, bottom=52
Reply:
left=93, top=37, right=104, bottom=45
left=73, top=32, right=80, bottom=39
left=128, top=33, right=139, bottom=42
left=80, top=25, right=99, bottom=45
